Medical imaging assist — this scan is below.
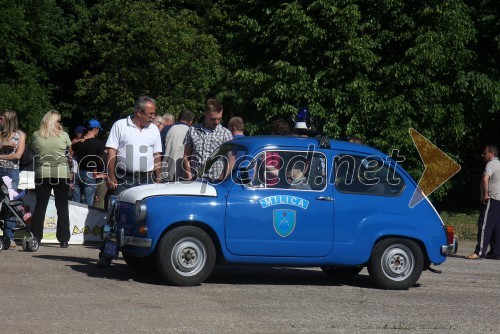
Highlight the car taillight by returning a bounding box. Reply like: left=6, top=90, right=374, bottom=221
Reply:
left=445, top=226, right=454, bottom=245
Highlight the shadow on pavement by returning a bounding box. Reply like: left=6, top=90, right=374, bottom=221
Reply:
left=32, top=254, right=378, bottom=288
left=34, top=254, right=166, bottom=285
left=206, top=265, right=375, bottom=288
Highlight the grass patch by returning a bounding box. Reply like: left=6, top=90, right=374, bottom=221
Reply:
left=440, top=211, right=478, bottom=241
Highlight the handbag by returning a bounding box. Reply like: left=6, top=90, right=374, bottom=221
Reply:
left=20, top=142, right=36, bottom=170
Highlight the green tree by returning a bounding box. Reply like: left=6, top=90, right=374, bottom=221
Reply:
left=75, top=0, right=223, bottom=125
left=0, top=0, right=84, bottom=137
left=211, top=0, right=493, bottom=203
left=0, top=0, right=497, bottom=209
left=443, top=0, right=500, bottom=208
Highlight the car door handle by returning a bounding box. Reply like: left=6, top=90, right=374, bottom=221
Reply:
left=315, top=196, right=334, bottom=201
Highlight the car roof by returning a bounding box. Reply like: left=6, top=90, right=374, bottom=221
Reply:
left=228, top=135, right=386, bottom=157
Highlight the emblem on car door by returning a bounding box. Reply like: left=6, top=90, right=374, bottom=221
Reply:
left=273, top=209, right=296, bottom=237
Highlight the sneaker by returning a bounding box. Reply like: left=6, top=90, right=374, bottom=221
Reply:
left=10, top=240, right=16, bottom=248
left=96, top=257, right=112, bottom=268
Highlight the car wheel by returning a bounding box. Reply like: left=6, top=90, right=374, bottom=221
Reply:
left=1, top=236, right=10, bottom=250
left=156, top=226, right=216, bottom=286
left=321, top=266, right=363, bottom=280
left=123, top=253, right=157, bottom=274
left=368, top=238, right=423, bottom=290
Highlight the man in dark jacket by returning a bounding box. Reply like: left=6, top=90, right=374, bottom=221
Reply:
left=71, top=119, right=105, bottom=206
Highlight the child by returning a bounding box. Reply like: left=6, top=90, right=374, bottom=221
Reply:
left=1, top=176, right=32, bottom=247
left=286, top=159, right=311, bottom=190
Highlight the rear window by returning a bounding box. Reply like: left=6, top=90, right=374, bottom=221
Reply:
left=333, top=154, right=405, bottom=196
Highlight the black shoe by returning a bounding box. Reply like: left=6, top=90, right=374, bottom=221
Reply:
left=60, top=241, right=69, bottom=248
left=485, top=254, right=500, bottom=260
left=96, top=257, right=112, bottom=268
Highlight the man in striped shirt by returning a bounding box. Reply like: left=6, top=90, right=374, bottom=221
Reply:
left=183, top=99, right=232, bottom=180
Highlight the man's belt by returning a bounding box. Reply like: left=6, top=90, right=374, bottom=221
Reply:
left=116, top=168, right=153, bottom=178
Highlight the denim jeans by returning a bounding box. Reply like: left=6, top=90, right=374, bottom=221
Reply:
left=73, top=170, right=98, bottom=206
left=0, top=167, right=20, bottom=190
left=3, top=219, right=15, bottom=241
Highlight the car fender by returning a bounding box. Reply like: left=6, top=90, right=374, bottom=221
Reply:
left=123, top=195, right=227, bottom=257
left=330, top=214, right=447, bottom=265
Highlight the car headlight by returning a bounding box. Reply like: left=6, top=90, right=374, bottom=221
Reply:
left=135, top=200, right=147, bottom=222
left=108, top=195, right=118, bottom=215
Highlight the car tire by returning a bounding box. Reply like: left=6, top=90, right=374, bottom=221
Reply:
left=123, top=253, right=157, bottom=274
left=368, top=238, right=424, bottom=290
left=156, top=226, right=216, bottom=286
left=321, top=266, right=363, bottom=280
left=1, top=236, right=10, bottom=250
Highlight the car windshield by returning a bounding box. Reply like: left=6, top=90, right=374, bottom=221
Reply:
left=202, top=143, right=248, bottom=182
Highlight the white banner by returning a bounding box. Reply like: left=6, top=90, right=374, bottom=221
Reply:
left=23, top=193, right=108, bottom=244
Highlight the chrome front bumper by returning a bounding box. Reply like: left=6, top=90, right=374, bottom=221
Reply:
left=123, top=234, right=152, bottom=248
left=101, top=226, right=152, bottom=248
left=441, top=239, right=458, bottom=255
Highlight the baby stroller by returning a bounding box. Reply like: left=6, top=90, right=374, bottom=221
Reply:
left=0, top=177, right=39, bottom=252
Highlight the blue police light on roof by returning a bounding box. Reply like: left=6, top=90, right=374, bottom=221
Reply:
left=295, top=107, right=309, bottom=129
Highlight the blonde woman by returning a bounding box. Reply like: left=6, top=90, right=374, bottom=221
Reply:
left=31, top=110, right=72, bottom=248
left=0, top=109, right=26, bottom=245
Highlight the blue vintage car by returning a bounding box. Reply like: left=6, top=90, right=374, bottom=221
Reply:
left=102, top=135, right=457, bottom=290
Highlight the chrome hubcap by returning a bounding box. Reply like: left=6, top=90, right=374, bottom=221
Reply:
left=381, top=244, right=414, bottom=281
left=171, top=237, right=206, bottom=277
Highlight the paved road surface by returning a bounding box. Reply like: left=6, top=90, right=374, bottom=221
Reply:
left=1, top=240, right=498, bottom=333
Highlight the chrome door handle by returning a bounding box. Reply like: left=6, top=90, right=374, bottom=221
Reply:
left=315, top=196, right=334, bottom=201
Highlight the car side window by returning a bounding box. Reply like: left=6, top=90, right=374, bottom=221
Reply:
left=334, top=154, right=405, bottom=196
left=204, top=144, right=248, bottom=182
left=247, top=150, right=327, bottom=191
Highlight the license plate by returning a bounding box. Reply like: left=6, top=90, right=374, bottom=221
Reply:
left=103, top=240, right=119, bottom=259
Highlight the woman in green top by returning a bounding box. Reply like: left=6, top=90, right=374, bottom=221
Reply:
left=31, top=110, right=72, bottom=248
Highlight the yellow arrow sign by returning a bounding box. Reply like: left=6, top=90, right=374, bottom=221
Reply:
left=409, top=128, right=461, bottom=208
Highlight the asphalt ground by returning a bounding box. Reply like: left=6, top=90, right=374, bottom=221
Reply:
left=0, top=240, right=499, bottom=334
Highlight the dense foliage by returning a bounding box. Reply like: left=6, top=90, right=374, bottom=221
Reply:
left=75, top=0, right=222, bottom=123
left=0, top=0, right=498, bottom=209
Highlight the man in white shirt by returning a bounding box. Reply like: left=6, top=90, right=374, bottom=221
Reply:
left=98, top=96, right=162, bottom=268
left=466, top=145, right=500, bottom=259
left=105, top=96, right=163, bottom=195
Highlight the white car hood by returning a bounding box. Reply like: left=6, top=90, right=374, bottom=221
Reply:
left=118, top=182, right=218, bottom=203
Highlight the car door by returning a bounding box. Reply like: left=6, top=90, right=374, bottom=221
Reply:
left=331, top=152, right=408, bottom=245
left=225, top=149, right=334, bottom=257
